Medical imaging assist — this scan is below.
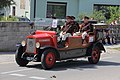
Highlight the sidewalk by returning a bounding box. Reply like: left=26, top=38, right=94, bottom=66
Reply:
left=104, top=43, right=120, bottom=49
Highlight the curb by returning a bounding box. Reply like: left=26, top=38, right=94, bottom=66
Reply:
left=104, top=44, right=120, bottom=48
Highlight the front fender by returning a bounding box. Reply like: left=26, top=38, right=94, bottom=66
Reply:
left=93, top=41, right=106, bottom=52
left=40, top=46, right=60, bottom=60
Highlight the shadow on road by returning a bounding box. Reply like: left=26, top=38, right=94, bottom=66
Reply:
left=26, top=60, right=120, bottom=71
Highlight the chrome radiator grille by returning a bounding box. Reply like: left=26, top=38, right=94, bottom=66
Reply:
left=26, top=39, right=35, bottom=53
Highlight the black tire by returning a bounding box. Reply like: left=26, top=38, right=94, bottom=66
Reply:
left=41, top=49, right=56, bottom=70
left=88, top=47, right=100, bottom=64
left=15, top=46, right=29, bottom=66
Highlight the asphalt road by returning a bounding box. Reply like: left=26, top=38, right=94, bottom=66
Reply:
left=0, top=46, right=120, bottom=80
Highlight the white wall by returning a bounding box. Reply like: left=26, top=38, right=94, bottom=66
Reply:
left=10, top=0, right=30, bottom=19
left=0, top=0, right=30, bottom=19
left=0, top=7, right=10, bottom=16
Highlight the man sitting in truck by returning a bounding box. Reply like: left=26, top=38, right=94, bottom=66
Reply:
left=80, top=16, right=93, bottom=43
left=58, top=16, right=79, bottom=47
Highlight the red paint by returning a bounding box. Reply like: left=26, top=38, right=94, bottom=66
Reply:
left=35, top=30, right=56, bottom=35
left=45, top=52, right=55, bottom=68
left=26, top=30, right=57, bottom=54
left=92, top=48, right=99, bottom=63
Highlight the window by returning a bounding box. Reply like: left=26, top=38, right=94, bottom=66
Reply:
left=12, top=6, right=16, bottom=16
left=20, top=0, right=25, bottom=9
left=47, top=2, right=67, bottom=19
left=94, top=4, right=120, bottom=19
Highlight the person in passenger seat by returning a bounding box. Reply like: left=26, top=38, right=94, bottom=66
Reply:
left=58, top=16, right=79, bottom=48
left=80, top=16, right=93, bottom=43
left=71, top=16, right=80, bottom=34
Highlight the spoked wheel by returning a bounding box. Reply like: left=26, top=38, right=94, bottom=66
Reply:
left=41, top=49, right=56, bottom=70
left=88, top=47, right=100, bottom=64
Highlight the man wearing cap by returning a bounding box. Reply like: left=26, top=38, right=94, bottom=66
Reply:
left=71, top=16, right=79, bottom=33
left=80, top=16, right=93, bottom=43
left=58, top=16, right=79, bottom=47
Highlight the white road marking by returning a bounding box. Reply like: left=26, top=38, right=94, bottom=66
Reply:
left=1, top=68, right=33, bottom=74
left=9, top=73, right=26, bottom=77
left=29, top=76, right=47, bottom=80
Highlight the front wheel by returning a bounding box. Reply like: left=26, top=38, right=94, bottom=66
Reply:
left=41, top=49, right=56, bottom=70
left=88, top=47, right=100, bottom=64
left=15, top=46, right=29, bottom=66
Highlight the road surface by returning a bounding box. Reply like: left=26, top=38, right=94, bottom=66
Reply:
left=0, top=46, right=120, bottom=80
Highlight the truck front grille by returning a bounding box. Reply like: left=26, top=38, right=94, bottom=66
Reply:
left=26, top=39, right=35, bottom=53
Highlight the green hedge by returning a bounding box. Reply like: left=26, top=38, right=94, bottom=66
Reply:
left=0, top=16, right=18, bottom=21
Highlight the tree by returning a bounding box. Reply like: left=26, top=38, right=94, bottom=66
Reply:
left=78, top=13, right=86, bottom=20
left=91, top=10, right=106, bottom=22
left=78, top=6, right=120, bottom=24
left=106, top=6, right=120, bottom=24
left=78, top=10, right=106, bottom=22
left=92, top=6, right=120, bottom=24
left=0, top=0, right=15, bottom=8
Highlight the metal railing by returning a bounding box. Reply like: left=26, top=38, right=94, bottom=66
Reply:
left=103, top=25, right=120, bottom=44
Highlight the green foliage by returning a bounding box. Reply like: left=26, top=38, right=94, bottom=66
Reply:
left=78, top=6, right=120, bottom=24
left=78, top=11, right=106, bottom=22
left=0, top=0, right=15, bottom=8
left=0, top=16, right=18, bottom=21
left=78, top=13, right=87, bottom=20
left=106, top=6, right=120, bottom=24
left=90, top=10, right=106, bottom=22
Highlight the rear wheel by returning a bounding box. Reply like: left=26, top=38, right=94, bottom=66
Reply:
left=88, top=47, right=100, bottom=64
left=41, top=49, right=56, bottom=70
left=15, top=46, right=29, bottom=66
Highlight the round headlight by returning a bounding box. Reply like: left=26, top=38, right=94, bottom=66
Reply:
left=21, top=41, right=26, bottom=46
left=36, top=42, right=40, bottom=48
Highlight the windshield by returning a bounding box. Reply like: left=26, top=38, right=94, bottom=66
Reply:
left=34, top=18, right=65, bottom=31
left=32, top=18, right=97, bottom=34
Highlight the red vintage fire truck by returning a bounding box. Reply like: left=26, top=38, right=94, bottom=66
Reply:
left=15, top=20, right=106, bottom=70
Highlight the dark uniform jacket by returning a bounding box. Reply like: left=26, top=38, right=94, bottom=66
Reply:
left=62, top=21, right=79, bottom=35
left=81, top=22, right=93, bottom=33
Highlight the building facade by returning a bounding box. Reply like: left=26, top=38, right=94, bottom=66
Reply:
left=30, top=0, right=120, bottom=20
left=0, top=0, right=30, bottom=19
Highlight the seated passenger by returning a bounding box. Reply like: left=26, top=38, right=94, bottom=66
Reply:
left=80, top=16, right=93, bottom=43
left=71, top=16, right=80, bottom=36
left=58, top=16, right=79, bottom=47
